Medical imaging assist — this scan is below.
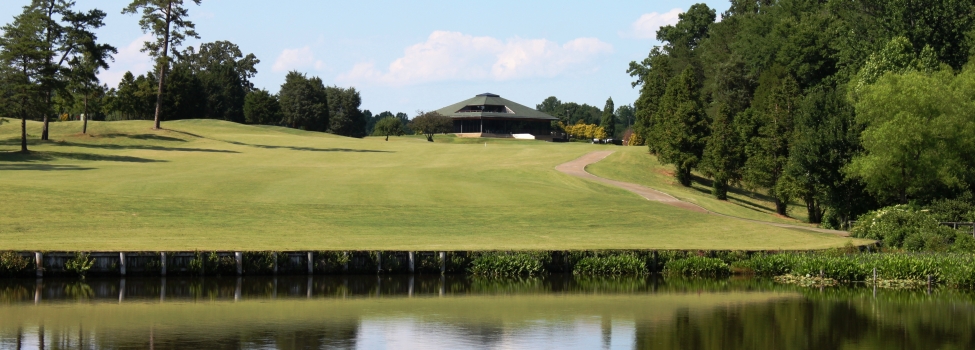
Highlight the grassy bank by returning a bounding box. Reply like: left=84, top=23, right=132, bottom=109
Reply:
left=0, top=120, right=863, bottom=251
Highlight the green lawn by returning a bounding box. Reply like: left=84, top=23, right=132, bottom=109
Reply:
left=587, top=147, right=813, bottom=224
left=0, top=120, right=865, bottom=251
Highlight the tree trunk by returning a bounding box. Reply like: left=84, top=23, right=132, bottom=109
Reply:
left=82, top=93, right=89, bottom=134
left=20, top=113, right=27, bottom=153
left=804, top=195, right=821, bottom=224
left=153, top=3, right=173, bottom=130
left=774, top=197, right=788, bottom=216
left=712, top=179, right=728, bottom=200
left=676, top=166, right=692, bottom=187
left=385, top=135, right=389, bottom=141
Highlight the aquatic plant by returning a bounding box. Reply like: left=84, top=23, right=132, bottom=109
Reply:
left=468, top=251, right=549, bottom=277
left=573, top=254, right=647, bottom=275
left=663, top=256, right=730, bottom=277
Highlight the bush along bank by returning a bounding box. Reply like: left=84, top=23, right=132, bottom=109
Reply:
left=3, top=250, right=974, bottom=290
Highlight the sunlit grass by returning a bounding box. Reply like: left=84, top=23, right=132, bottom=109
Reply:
left=0, top=120, right=864, bottom=251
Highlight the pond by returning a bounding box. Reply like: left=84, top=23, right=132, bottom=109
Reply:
left=0, top=275, right=973, bottom=349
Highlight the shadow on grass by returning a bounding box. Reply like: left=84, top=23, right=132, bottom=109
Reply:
left=95, top=133, right=187, bottom=142
left=51, top=140, right=238, bottom=153
left=0, top=163, right=95, bottom=171
left=224, top=140, right=393, bottom=153
left=0, top=150, right=165, bottom=163
left=684, top=173, right=781, bottom=215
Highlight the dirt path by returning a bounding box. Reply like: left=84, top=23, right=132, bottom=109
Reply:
left=556, top=151, right=850, bottom=237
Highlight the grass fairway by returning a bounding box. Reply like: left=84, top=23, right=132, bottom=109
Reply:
left=0, top=120, right=865, bottom=251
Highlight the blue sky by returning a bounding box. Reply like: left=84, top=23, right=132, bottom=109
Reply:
left=1, top=0, right=730, bottom=115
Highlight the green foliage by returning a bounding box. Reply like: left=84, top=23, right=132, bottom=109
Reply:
left=372, top=116, right=404, bottom=140
left=847, top=67, right=975, bottom=204
left=468, top=252, right=549, bottom=277
left=851, top=206, right=964, bottom=251
left=244, top=89, right=281, bottom=125
left=279, top=71, right=329, bottom=131
left=663, top=256, right=730, bottom=277
left=188, top=251, right=236, bottom=276
left=0, top=252, right=33, bottom=277
left=731, top=253, right=796, bottom=276
left=599, top=97, right=615, bottom=138
left=313, top=251, right=350, bottom=274
left=242, top=251, right=275, bottom=274
left=64, top=252, right=94, bottom=277
left=324, top=86, right=366, bottom=137
left=655, top=67, right=708, bottom=186
left=408, top=111, right=452, bottom=142
left=573, top=254, right=647, bottom=275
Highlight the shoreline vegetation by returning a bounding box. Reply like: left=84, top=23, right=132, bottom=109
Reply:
left=2, top=249, right=973, bottom=290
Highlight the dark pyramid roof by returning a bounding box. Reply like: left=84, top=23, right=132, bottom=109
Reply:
left=433, top=93, right=558, bottom=120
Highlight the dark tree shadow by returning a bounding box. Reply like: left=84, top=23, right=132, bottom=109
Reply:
left=0, top=151, right=165, bottom=163
left=685, top=173, right=779, bottom=214
left=224, top=140, right=393, bottom=153
left=53, top=141, right=239, bottom=153
left=95, top=133, right=187, bottom=142
left=0, top=163, right=95, bottom=171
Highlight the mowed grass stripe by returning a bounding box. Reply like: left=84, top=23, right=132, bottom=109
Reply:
left=0, top=120, right=865, bottom=250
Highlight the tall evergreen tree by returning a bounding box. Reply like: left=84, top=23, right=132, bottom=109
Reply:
left=656, top=67, right=709, bottom=186
left=123, top=0, right=202, bottom=130
left=600, top=97, right=615, bottom=139
left=0, top=5, right=48, bottom=152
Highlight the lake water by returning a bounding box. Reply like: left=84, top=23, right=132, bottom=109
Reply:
left=0, top=275, right=972, bottom=349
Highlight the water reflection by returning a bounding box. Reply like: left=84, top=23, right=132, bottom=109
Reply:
left=0, top=275, right=972, bottom=349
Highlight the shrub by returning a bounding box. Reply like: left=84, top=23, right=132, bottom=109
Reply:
left=0, top=252, right=33, bottom=277
left=468, top=252, right=549, bottom=277
left=244, top=251, right=277, bottom=274
left=188, top=252, right=236, bottom=276
left=314, top=251, right=350, bottom=274
left=851, top=206, right=959, bottom=251
left=663, top=256, right=730, bottom=277
left=65, top=252, right=94, bottom=277
left=573, top=254, right=647, bottom=275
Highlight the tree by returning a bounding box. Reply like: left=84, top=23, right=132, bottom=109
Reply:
left=68, top=40, right=115, bottom=133
left=600, top=97, right=615, bottom=139
left=123, top=0, right=202, bottom=130
left=243, top=89, right=281, bottom=125
left=325, top=86, right=366, bottom=137
left=741, top=66, right=800, bottom=215
left=178, top=41, right=259, bottom=123
left=614, top=104, right=634, bottom=137
left=33, top=0, right=110, bottom=140
left=372, top=116, right=404, bottom=141
left=0, top=5, right=48, bottom=152
left=656, top=67, right=709, bottom=187
left=409, top=111, right=452, bottom=142
left=628, top=47, right=673, bottom=149
left=278, top=71, right=328, bottom=131
left=847, top=68, right=975, bottom=204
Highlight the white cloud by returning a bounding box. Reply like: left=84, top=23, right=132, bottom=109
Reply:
left=272, top=46, right=315, bottom=72
left=621, top=8, right=682, bottom=39
left=337, top=31, right=613, bottom=86
left=98, top=34, right=155, bottom=88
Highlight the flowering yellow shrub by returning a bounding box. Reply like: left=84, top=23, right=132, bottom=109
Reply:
left=559, top=122, right=607, bottom=140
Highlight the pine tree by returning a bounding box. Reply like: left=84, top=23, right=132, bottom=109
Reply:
left=656, top=67, right=709, bottom=186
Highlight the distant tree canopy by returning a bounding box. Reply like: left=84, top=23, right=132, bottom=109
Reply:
left=627, top=0, right=975, bottom=226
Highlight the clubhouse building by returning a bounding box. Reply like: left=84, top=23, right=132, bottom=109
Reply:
left=433, top=93, right=558, bottom=140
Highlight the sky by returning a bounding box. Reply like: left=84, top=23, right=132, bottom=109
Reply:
left=0, top=0, right=731, bottom=115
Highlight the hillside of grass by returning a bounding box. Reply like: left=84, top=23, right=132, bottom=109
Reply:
left=586, top=147, right=813, bottom=225
left=0, top=120, right=864, bottom=251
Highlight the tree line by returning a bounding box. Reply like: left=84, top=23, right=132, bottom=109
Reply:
left=0, top=0, right=373, bottom=153
left=536, top=96, right=635, bottom=140
left=628, top=0, right=975, bottom=227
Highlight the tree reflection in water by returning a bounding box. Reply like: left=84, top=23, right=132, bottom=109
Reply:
left=0, top=275, right=971, bottom=349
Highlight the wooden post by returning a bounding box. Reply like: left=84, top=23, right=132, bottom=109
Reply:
left=307, top=252, right=313, bottom=274
left=35, top=252, right=43, bottom=278
left=272, top=252, right=278, bottom=275
left=439, top=252, right=446, bottom=275
left=927, top=274, right=932, bottom=294
left=160, top=252, right=167, bottom=276
left=119, top=253, right=127, bottom=276
left=235, top=252, right=243, bottom=276
left=873, top=267, right=877, bottom=285
left=408, top=251, right=415, bottom=273
left=306, top=276, right=313, bottom=299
